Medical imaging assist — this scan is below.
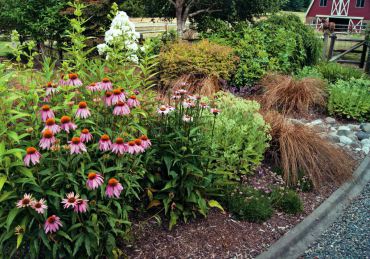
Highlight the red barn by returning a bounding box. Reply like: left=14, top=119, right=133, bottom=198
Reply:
left=306, top=0, right=370, bottom=32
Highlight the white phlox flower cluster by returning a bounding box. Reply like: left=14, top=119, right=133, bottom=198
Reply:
left=97, top=11, right=140, bottom=63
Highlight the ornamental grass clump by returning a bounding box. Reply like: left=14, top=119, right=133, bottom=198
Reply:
left=260, top=73, right=327, bottom=116
left=263, top=111, right=355, bottom=189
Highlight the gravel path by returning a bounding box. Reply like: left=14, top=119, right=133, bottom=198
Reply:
left=302, top=181, right=370, bottom=258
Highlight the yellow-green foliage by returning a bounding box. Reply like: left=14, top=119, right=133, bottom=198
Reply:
left=159, top=40, right=238, bottom=86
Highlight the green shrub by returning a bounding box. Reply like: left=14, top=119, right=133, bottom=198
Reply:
left=222, top=186, right=273, bottom=222
left=328, top=78, right=370, bottom=121
left=294, top=66, right=323, bottom=79
left=208, top=93, right=270, bottom=178
left=317, top=63, right=366, bottom=84
left=159, top=40, right=238, bottom=86
left=271, top=189, right=303, bottom=214
left=256, top=14, right=322, bottom=71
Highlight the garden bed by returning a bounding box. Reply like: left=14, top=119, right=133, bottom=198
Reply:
left=124, top=180, right=336, bottom=258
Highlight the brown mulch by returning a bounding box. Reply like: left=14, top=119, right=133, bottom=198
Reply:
left=122, top=185, right=336, bottom=258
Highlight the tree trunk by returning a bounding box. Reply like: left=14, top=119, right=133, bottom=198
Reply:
left=176, top=5, right=184, bottom=39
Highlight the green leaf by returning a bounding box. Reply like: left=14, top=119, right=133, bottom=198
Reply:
left=16, top=234, right=23, bottom=248
left=73, top=234, right=84, bottom=256
left=0, top=174, right=7, bottom=192
left=57, top=230, right=72, bottom=241
left=208, top=200, right=224, bottom=212
left=169, top=211, right=178, bottom=230
left=6, top=208, right=19, bottom=231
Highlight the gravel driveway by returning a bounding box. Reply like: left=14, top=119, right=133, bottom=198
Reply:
left=302, top=181, right=370, bottom=258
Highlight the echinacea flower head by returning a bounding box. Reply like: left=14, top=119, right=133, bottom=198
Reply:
left=157, top=105, right=170, bottom=115
left=171, top=94, right=181, bottom=100
left=182, top=100, right=195, bottom=108
left=44, top=215, right=62, bottom=234
left=127, top=95, right=140, bottom=108
left=127, top=140, right=143, bottom=154
left=210, top=108, right=221, bottom=115
left=105, top=178, right=123, bottom=198
left=16, top=193, right=34, bottom=208
left=31, top=198, right=47, bottom=214
left=74, top=199, right=88, bottom=213
left=86, top=172, right=104, bottom=190
left=69, top=137, right=87, bottom=154
left=104, top=91, right=113, bottom=106
left=99, top=134, right=112, bottom=151
left=113, top=101, right=130, bottom=116
left=61, top=192, right=80, bottom=209
left=178, top=89, right=187, bottom=95
left=100, top=77, right=113, bottom=91
left=24, top=147, right=41, bottom=167
left=86, top=83, right=101, bottom=92
left=39, top=129, right=56, bottom=150
left=40, top=105, right=55, bottom=122
left=67, top=73, right=82, bottom=86
left=112, top=137, right=127, bottom=155
left=76, top=102, right=91, bottom=119
left=134, top=139, right=145, bottom=153
left=80, top=128, right=93, bottom=143
left=134, top=89, right=140, bottom=95
left=112, top=89, right=125, bottom=105
left=43, top=118, right=61, bottom=134
left=45, top=82, right=59, bottom=96
left=60, top=116, right=77, bottom=133
left=58, top=74, right=67, bottom=86
left=140, top=135, right=152, bottom=149
left=15, top=225, right=25, bottom=236
left=182, top=115, right=193, bottom=123
left=199, top=102, right=209, bottom=109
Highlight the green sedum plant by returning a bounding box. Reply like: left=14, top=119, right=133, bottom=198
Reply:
left=328, top=78, right=370, bottom=121
left=208, top=93, right=270, bottom=179
left=317, top=62, right=367, bottom=84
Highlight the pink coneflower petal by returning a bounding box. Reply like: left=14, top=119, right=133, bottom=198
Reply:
left=111, top=138, right=127, bottom=155
left=111, top=89, right=125, bottom=105
left=86, top=172, right=104, bottom=190
left=105, top=178, right=123, bottom=198
left=99, top=135, right=112, bottom=151
left=61, top=192, right=79, bottom=209
left=69, top=137, right=87, bottom=154
left=67, top=73, right=82, bottom=86
left=127, top=95, right=140, bottom=108
left=75, top=102, right=91, bottom=119
left=210, top=108, right=221, bottom=115
left=104, top=91, right=113, bottom=106
left=100, top=78, right=113, bottom=91
left=86, top=83, right=101, bottom=92
left=140, top=135, right=152, bottom=150
left=182, top=115, right=193, bottom=123
left=40, top=105, right=55, bottom=122
left=74, top=199, right=88, bottom=213
left=31, top=198, right=47, bottom=214
left=60, top=116, right=77, bottom=133
left=42, top=118, right=61, bottom=134
left=113, top=102, right=130, bottom=116
left=24, top=147, right=41, bottom=167
left=39, top=129, right=56, bottom=150
left=16, top=193, right=34, bottom=208
left=44, top=215, right=62, bottom=234
left=80, top=129, right=93, bottom=143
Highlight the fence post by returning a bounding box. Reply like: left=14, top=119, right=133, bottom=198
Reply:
left=365, top=23, right=370, bottom=74
left=322, top=31, right=330, bottom=61
left=328, top=33, right=337, bottom=61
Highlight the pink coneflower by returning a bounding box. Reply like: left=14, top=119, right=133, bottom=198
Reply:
left=182, top=100, right=195, bottom=108
left=45, top=82, right=59, bottom=96
left=99, top=134, right=112, bottom=151
left=69, top=137, right=87, bottom=154
left=127, top=95, right=140, bottom=108
left=44, top=215, right=62, bottom=234
left=76, top=102, right=91, bottom=119
left=140, top=135, right=152, bottom=149
left=60, top=116, right=77, bottom=133
left=199, top=102, right=209, bottom=109
left=67, top=73, right=82, bottom=86
left=113, top=101, right=130, bottom=116
left=43, top=118, right=61, bottom=134
left=210, top=108, right=221, bottom=115
left=80, top=128, right=93, bottom=143
left=43, top=95, right=51, bottom=102
left=104, top=91, right=113, bottom=106
left=24, top=147, right=41, bottom=167
left=31, top=198, right=47, bottom=214
left=111, top=89, right=125, bottom=105
left=58, top=74, right=67, bottom=86
left=127, top=140, right=144, bottom=154
left=168, top=105, right=175, bottom=111
left=86, top=83, right=101, bottom=92
left=171, top=94, right=181, bottom=100
left=100, top=77, right=113, bottom=91
left=39, top=129, right=56, bottom=150
left=74, top=199, right=88, bottom=213
left=61, top=192, right=79, bottom=209
left=112, top=137, right=127, bottom=155
left=182, top=115, right=193, bottom=123
left=134, top=89, right=140, bottom=95
left=40, top=105, right=54, bottom=122
left=16, top=193, right=34, bottom=208
left=86, top=172, right=104, bottom=190
left=157, top=105, right=170, bottom=115
left=105, top=178, right=123, bottom=198
left=177, top=89, right=187, bottom=95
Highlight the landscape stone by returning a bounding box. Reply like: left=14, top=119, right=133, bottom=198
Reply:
left=338, top=126, right=351, bottom=131
left=289, top=119, right=305, bottom=125
left=337, top=129, right=352, bottom=137
left=309, top=119, right=323, bottom=126
left=339, top=136, right=353, bottom=145
left=325, top=117, right=336, bottom=124
left=362, top=146, right=370, bottom=155
left=360, top=139, right=370, bottom=146
left=326, top=134, right=340, bottom=143
left=347, top=124, right=360, bottom=130
left=355, top=131, right=370, bottom=141
left=360, top=123, right=370, bottom=133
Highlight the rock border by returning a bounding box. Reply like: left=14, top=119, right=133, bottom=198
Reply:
left=256, top=155, right=370, bottom=259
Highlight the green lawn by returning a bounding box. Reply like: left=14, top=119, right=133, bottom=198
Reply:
left=0, top=41, right=11, bottom=56
left=280, top=11, right=306, bottom=22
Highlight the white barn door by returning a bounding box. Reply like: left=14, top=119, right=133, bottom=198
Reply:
left=331, top=0, right=350, bottom=16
